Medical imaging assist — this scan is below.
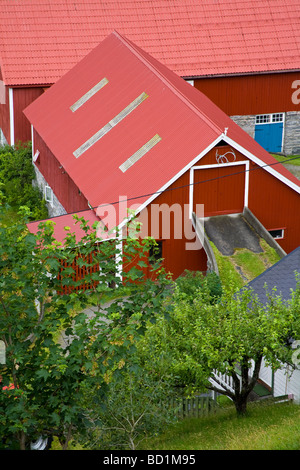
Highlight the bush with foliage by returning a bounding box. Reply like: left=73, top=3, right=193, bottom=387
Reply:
left=175, top=269, right=222, bottom=303
left=0, top=209, right=172, bottom=449
left=0, top=142, right=48, bottom=221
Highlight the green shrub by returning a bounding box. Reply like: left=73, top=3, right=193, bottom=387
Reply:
left=0, top=142, right=48, bottom=221
left=175, top=270, right=222, bottom=303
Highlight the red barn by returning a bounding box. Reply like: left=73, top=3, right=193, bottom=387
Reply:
left=0, top=0, right=300, bottom=154
left=25, top=32, right=300, bottom=279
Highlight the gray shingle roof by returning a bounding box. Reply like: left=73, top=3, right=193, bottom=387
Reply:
left=246, top=247, right=300, bottom=304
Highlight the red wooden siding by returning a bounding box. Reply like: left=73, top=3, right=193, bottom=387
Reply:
left=193, top=164, right=246, bottom=217
left=13, top=87, right=45, bottom=143
left=34, top=130, right=90, bottom=214
left=192, top=145, right=247, bottom=217
left=194, top=71, right=300, bottom=116
left=140, top=153, right=213, bottom=279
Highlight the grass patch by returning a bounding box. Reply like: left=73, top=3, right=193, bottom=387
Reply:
left=233, top=240, right=281, bottom=281
left=210, top=239, right=281, bottom=288
left=210, top=241, right=244, bottom=289
left=233, top=249, right=266, bottom=279
left=141, top=401, right=300, bottom=450
left=271, top=154, right=300, bottom=167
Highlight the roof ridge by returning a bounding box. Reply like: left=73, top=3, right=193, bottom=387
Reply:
left=112, top=30, right=224, bottom=137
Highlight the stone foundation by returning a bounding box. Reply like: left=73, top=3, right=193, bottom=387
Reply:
left=0, top=128, right=8, bottom=147
left=230, top=114, right=256, bottom=140
left=284, top=112, right=300, bottom=155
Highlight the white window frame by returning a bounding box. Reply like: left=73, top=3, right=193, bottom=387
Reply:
left=268, top=228, right=285, bottom=240
left=44, top=185, right=53, bottom=206
left=255, top=114, right=271, bottom=124
left=255, top=113, right=284, bottom=125
left=272, top=113, right=284, bottom=123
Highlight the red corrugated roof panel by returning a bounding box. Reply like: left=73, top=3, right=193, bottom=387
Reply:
left=27, top=209, right=100, bottom=244
left=1, top=0, right=300, bottom=85
left=24, top=32, right=299, bottom=232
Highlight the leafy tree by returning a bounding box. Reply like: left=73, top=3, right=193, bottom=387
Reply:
left=79, top=339, right=176, bottom=450
left=0, top=142, right=48, bottom=221
left=0, top=207, right=171, bottom=449
left=142, top=277, right=300, bottom=415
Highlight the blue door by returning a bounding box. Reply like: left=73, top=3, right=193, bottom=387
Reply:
left=255, top=114, right=284, bottom=153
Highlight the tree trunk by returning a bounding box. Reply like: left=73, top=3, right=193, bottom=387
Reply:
left=233, top=395, right=248, bottom=416
left=209, top=355, right=263, bottom=416
left=19, top=430, right=26, bottom=450
left=60, top=424, right=73, bottom=450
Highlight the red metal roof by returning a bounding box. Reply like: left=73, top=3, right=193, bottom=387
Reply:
left=1, top=0, right=300, bottom=86
left=27, top=209, right=100, bottom=244
left=24, top=31, right=300, bottom=232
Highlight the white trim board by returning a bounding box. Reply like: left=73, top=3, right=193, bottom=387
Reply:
left=9, top=88, right=14, bottom=146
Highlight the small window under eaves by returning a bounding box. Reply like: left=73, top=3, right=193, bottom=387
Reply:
left=268, top=229, right=284, bottom=239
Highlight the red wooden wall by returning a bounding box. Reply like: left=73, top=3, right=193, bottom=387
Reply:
left=194, top=71, right=300, bottom=116
left=13, top=87, right=45, bottom=144
left=0, top=80, right=46, bottom=145
left=33, top=130, right=90, bottom=214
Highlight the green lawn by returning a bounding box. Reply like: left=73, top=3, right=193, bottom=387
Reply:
left=272, top=154, right=300, bottom=167
left=141, top=401, right=300, bottom=450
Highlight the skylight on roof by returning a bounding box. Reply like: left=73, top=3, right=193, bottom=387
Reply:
left=73, top=92, right=149, bottom=158
left=119, top=134, right=162, bottom=172
left=70, top=77, right=109, bottom=112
